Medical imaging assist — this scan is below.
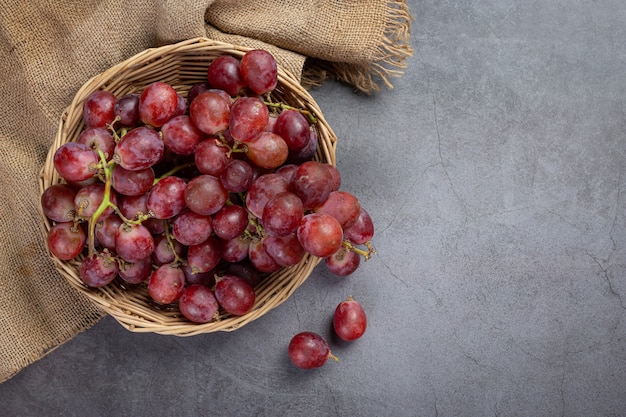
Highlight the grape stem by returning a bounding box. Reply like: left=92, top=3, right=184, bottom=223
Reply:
left=153, top=161, right=196, bottom=184
left=263, top=101, right=317, bottom=124
left=342, top=240, right=376, bottom=260
left=87, top=150, right=115, bottom=256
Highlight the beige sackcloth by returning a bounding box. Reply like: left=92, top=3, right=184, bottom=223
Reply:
left=0, top=0, right=412, bottom=382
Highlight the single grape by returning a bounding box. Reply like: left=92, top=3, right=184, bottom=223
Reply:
left=161, top=114, right=204, bottom=155
left=313, top=190, right=361, bottom=229
left=343, top=207, right=374, bottom=245
left=296, top=213, right=343, bottom=258
left=194, top=138, right=231, bottom=176
left=113, top=126, right=164, bottom=171
left=212, top=204, right=249, bottom=240
left=146, top=176, right=187, bottom=219
left=262, top=192, right=304, bottom=236
left=114, top=93, right=140, bottom=126
left=245, top=131, right=288, bottom=169
left=262, top=233, right=305, bottom=267
left=111, top=165, right=155, bottom=196
left=229, top=96, right=269, bottom=143
left=240, top=49, right=278, bottom=95
left=53, top=142, right=99, bottom=183
left=207, top=55, right=247, bottom=97
left=248, top=238, right=281, bottom=273
left=118, top=257, right=153, bottom=284
left=47, top=222, right=86, bottom=260
left=174, top=93, right=187, bottom=117
left=147, top=264, right=185, bottom=304
left=219, top=159, right=254, bottom=192
left=245, top=173, right=289, bottom=219
left=83, top=90, right=116, bottom=128
left=326, top=164, right=341, bottom=191
left=189, top=91, right=230, bottom=135
left=79, top=251, right=119, bottom=288
left=275, top=164, right=297, bottom=183
left=221, top=235, right=250, bottom=264
left=139, top=81, right=179, bottom=127
left=333, top=296, right=367, bottom=341
left=273, top=109, right=310, bottom=151
left=214, top=274, right=256, bottom=316
left=290, top=161, right=334, bottom=210
left=118, top=193, right=149, bottom=221
left=171, top=209, right=213, bottom=246
left=41, top=183, right=77, bottom=223
left=184, top=174, right=228, bottom=216
left=324, top=246, right=360, bottom=276
left=115, top=222, right=154, bottom=262
left=77, top=127, right=116, bottom=160
left=94, top=213, right=123, bottom=251
left=288, top=332, right=337, bottom=369
left=179, top=284, right=220, bottom=323
left=187, top=236, right=222, bottom=273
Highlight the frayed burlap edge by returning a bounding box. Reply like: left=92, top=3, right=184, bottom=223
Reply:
left=302, top=0, right=414, bottom=94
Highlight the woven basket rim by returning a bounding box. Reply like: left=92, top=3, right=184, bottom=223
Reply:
left=39, top=37, right=337, bottom=336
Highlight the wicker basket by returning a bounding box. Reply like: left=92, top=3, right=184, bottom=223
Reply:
left=39, top=37, right=337, bottom=336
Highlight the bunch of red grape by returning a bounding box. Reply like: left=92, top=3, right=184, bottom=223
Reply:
left=42, top=48, right=375, bottom=324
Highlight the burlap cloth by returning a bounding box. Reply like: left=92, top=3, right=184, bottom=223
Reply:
left=0, top=0, right=412, bottom=382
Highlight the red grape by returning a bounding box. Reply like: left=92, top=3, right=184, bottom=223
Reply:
left=343, top=207, right=374, bottom=245
left=77, top=127, right=115, bottom=159
left=47, top=222, right=86, bottom=260
left=182, top=262, right=216, bottom=287
left=114, top=93, right=140, bottom=127
left=195, top=138, right=231, bottom=176
left=152, top=234, right=185, bottom=265
left=115, top=223, right=154, bottom=262
left=187, top=82, right=211, bottom=105
left=161, top=114, right=204, bottom=155
left=74, top=182, right=117, bottom=219
left=179, top=284, right=220, bottom=323
left=214, top=274, right=255, bottom=316
left=219, top=159, right=254, bottom=192
left=83, top=90, right=116, bottom=128
left=333, top=296, right=367, bottom=341
left=288, top=332, right=337, bottom=369
left=189, top=91, right=230, bottom=135
left=114, top=126, right=164, bottom=171
left=147, top=264, right=185, bottom=304
left=324, top=246, right=360, bottom=276
left=41, top=184, right=77, bottom=223
left=273, top=109, right=310, bottom=151
left=221, top=236, right=250, bottom=263
left=146, top=176, right=187, bottom=219
left=262, top=191, right=304, bottom=236
left=212, top=204, right=249, bottom=240
left=53, top=142, right=99, bottom=183
left=248, top=238, right=281, bottom=273
left=245, top=131, right=288, bottom=169
left=207, top=55, right=247, bottom=97
left=139, top=81, right=179, bottom=127
left=187, top=236, right=222, bottom=273
left=229, top=96, right=269, bottom=143
left=184, top=174, right=229, bottom=216
left=79, top=251, right=119, bottom=288
left=111, top=165, right=155, bottom=196
left=171, top=209, right=213, bottom=246
left=95, top=213, right=123, bottom=251
left=240, top=49, right=278, bottom=95
left=290, top=161, right=334, bottom=210
left=297, top=213, right=343, bottom=258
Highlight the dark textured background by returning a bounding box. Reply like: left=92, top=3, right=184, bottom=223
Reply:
left=2, top=1, right=626, bottom=415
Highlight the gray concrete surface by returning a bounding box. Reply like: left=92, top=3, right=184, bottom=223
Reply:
left=2, top=1, right=626, bottom=415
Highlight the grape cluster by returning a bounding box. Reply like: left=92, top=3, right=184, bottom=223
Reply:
left=42, top=49, right=375, bottom=324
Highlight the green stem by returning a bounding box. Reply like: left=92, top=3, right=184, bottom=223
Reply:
left=153, top=161, right=196, bottom=184
left=263, top=101, right=317, bottom=124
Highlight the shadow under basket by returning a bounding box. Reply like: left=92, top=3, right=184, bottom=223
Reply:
left=39, top=37, right=338, bottom=336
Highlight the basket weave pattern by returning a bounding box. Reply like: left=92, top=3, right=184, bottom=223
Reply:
left=39, top=37, right=337, bottom=336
